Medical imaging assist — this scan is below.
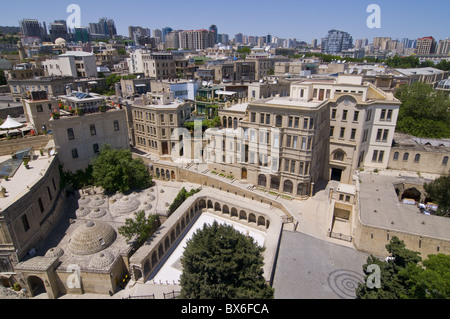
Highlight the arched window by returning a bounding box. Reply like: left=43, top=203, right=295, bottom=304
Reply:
left=270, top=176, right=280, bottom=190
left=393, top=152, right=399, bottom=161
left=258, top=175, right=267, bottom=187
left=283, top=180, right=293, bottom=194
left=403, top=153, right=409, bottom=161
left=414, top=154, right=421, bottom=163
left=443, top=156, right=449, bottom=165
left=333, top=150, right=345, bottom=161
left=297, top=183, right=309, bottom=196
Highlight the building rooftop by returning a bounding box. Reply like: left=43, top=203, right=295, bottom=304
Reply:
left=255, top=96, right=326, bottom=109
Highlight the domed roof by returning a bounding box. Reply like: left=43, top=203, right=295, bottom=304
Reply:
left=68, top=221, right=117, bottom=256
left=109, top=196, right=141, bottom=215
left=45, top=247, right=64, bottom=258
left=55, top=38, right=67, bottom=46
left=89, top=250, right=116, bottom=269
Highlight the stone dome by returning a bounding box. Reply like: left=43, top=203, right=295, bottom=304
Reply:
left=55, top=37, right=67, bottom=46
left=78, top=196, right=91, bottom=206
left=76, top=207, right=91, bottom=218
left=89, top=250, right=115, bottom=269
left=68, top=221, right=117, bottom=256
left=89, top=207, right=107, bottom=219
left=45, top=247, right=64, bottom=258
left=90, top=196, right=106, bottom=207
left=109, top=196, right=141, bottom=215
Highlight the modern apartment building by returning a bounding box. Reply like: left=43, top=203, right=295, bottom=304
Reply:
left=436, top=38, right=450, bottom=55
left=42, top=51, right=98, bottom=78
left=127, top=50, right=176, bottom=79
left=179, top=29, right=215, bottom=50
left=416, top=36, right=436, bottom=55
left=321, top=29, right=353, bottom=54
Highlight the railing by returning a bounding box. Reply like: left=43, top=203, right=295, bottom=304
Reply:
left=330, top=232, right=353, bottom=243
left=164, top=290, right=181, bottom=299
left=124, top=294, right=155, bottom=299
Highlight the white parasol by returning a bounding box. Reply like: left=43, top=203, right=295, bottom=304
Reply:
left=0, top=115, right=25, bottom=137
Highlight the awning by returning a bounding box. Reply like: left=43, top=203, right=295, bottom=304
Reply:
left=215, top=90, right=237, bottom=96
left=135, top=84, right=147, bottom=87
left=0, top=116, right=24, bottom=130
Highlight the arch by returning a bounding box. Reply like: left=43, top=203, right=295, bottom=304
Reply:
left=239, top=210, right=247, bottom=220
left=241, top=167, right=247, bottom=180
left=414, top=154, right=421, bottom=163
left=332, top=149, right=346, bottom=162
left=27, top=276, right=46, bottom=297
left=171, top=171, right=176, bottom=180
left=248, top=213, right=256, bottom=224
left=258, top=174, right=267, bottom=187
left=283, top=180, right=293, bottom=194
left=166, top=170, right=170, bottom=179
left=161, top=169, right=166, bottom=179
left=393, top=152, right=399, bottom=161
left=170, top=230, right=176, bottom=243
left=143, top=260, right=151, bottom=276
left=223, top=116, right=227, bottom=128
left=231, top=207, right=238, bottom=217
left=233, top=117, right=238, bottom=130
left=297, top=183, right=309, bottom=196
left=181, top=218, right=186, bottom=230
left=155, top=168, right=160, bottom=178
left=133, top=267, right=143, bottom=281
left=207, top=200, right=213, bottom=209
left=214, top=202, right=221, bottom=212
left=403, top=153, right=409, bottom=161
left=228, top=117, right=233, bottom=128
left=151, top=251, right=158, bottom=268
left=165, top=237, right=170, bottom=251
left=176, top=223, right=181, bottom=237
left=270, top=176, right=280, bottom=190
left=199, top=199, right=206, bottom=210
left=158, top=244, right=164, bottom=260
left=401, top=188, right=421, bottom=202
left=223, top=205, right=230, bottom=214
left=258, top=216, right=266, bottom=227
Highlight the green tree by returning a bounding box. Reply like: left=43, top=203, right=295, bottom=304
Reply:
left=356, top=236, right=422, bottom=299
left=168, top=187, right=201, bottom=214
left=0, top=69, right=6, bottom=86
left=91, top=145, right=152, bottom=193
left=118, top=210, right=160, bottom=246
left=424, top=174, right=450, bottom=217
left=394, top=82, right=450, bottom=138
left=180, top=221, right=274, bottom=299
left=401, top=254, right=450, bottom=299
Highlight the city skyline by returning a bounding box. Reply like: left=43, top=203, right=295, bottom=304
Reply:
left=2, top=0, right=449, bottom=43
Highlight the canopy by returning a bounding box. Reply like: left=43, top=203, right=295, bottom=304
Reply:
left=215, top=90, right=237, bottom=96
left=0, top=115, right=24, bottom=130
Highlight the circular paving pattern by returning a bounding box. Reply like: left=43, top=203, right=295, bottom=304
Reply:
left=327, top=269, right=364, bottom=299
left=78, top=196, right=91, bottom=206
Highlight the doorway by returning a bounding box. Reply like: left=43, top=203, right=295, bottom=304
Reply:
left=331, top=168, right=343, bottom=182
left=28, top=276, right=46, bottom=297
left=241, top=168, right=247, bottom=180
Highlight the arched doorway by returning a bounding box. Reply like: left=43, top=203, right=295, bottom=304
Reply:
left=241, top=168, right=247, bottom=180
left=402, top=188, right=421, bottom=202
left=27, top=276, right=46, bottom=297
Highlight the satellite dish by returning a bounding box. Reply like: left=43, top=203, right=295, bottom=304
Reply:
left=202, top=81, right=208, bottom=86
left=259, top=79, right=264, bottom=83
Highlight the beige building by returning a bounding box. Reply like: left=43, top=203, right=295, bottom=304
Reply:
left=130, top=91, right=192, bottom=159
left=22, top=91, right=59, bottom=134
left=50, top=107, right=130, bottom=173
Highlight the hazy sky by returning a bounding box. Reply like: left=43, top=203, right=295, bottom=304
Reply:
left=2, top=0, right=449, bottom=42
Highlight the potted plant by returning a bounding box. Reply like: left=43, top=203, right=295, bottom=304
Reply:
left=75, top=108, right=83, bottom=116
left=0, top=186, right=6, bottom=198
left=23, top=158, right=30, bottom=169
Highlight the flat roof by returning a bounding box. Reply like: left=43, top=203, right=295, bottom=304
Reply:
left=257, top=96, right=325, bottom=109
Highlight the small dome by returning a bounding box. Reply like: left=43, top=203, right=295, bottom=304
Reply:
left=45, top=247, right=64, bottom=258
left=68, top=221, right=117, bottom=256
left=109, top=196, right=141, bottom=215
left=55, top=38, right=67, bottom=46
left=90, top=196, right=106, bottom=207
left=89, top=250, right=115, bottom=269
left=89, top=207, right=107, bottom=219
left=76, top=207, right=91, bottom=218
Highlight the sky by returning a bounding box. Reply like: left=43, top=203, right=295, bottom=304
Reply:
left=2, top=0, right=449, bottom=42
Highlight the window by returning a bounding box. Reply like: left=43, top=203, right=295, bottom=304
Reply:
left=443, top=156, right=449, bottom=165
left=93, top=144, right=100, bottom=154
left=276, top=115, right=283, bottom=127
left=342, top=110, right=348, bottom=121
left=414, top=154, right=421, bottom=163
left=288, top=116, right=293, bottom=127
left=362, top=129, right=368, bottom=143
left=90, top=124, right=96, bottom=136
left=382, top=130, right=389, bottom=142
left=303, top=118, right=309, bottom=130
left=112, top=120, right=120, bottom=131
left=386, top=110, right=393, bottom=121
left=251, top=112, right=256, bottom=122
left=331, top=108, right=337, bottom=119
left=36, top=105, right=43, bottom=112
left=340, top=127, right=345, bottom=139
left=380, top=109, right=387, bottom=121
left=294, top=117, right=299, bottom=128
left=67, top=128, right=75, bottom=140
left=393, top=152, right=399, bottom=161
left=334, top=151, right=345, bottom=161
left=350, top=129, right=356, bottom=140
left=366, top=109, right=372, bottom=122
left=22, top=215, right=30, bottom=232
left=372, top=150, right=384, bottom=162
left=353, top=111, right=360, bottom=122
left=261, top=114, right=265, bottom=124
left=293, top=136, right=298, bottom=149
left=372, top=150, right=379, bottom=162
left=72, top=148, right=79, bottom=159
left=376, top=129, right=383, bottom=141
left=403, top=153, right=409, bottom=161
left=330, top=126, right=335, bottom=137
left=286, top=135, right=292, bottom=148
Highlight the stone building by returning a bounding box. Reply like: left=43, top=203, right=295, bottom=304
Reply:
left=22, top=90, right=59, bottom=134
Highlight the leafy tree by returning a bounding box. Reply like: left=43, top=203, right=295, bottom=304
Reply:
left=424, top=174, right=450, bottom=217
left=401, top=254, right=450, bottom=299
left=394, top=82, right=450, bottom=138
left=91, top=145, right=152, bottom=193
left=118, top=210, right=160, bottom=246
left=356, top=236, right=422, bottom=299
left=168, top=187, right=201, bottom=214
left=0, top=69, right=6, bottom=86
left=180, top=221, right=274, bottom=299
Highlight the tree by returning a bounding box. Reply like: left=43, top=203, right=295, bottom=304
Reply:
left=168, top=187, right=201, bottom=214
left=424, top=174, right=450, bottom=217
left=0, top=69, right=6, bottom=86
left=180, top=221, right=274, bottom=299
left=118, top=210, right=160, bottom=246
left=91, top=145, right=152, bottom=193
left=394, top=82, right=450, bottom=138
left=356, top=236, right=422, bottom=299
